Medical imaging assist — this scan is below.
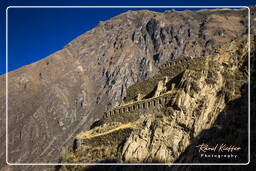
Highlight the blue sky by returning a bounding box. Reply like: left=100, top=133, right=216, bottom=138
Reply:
left=0, top=0, right=255, bottom=75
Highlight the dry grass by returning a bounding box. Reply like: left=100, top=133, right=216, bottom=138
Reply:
left=76, top=122, right=136, bottom=139
left=218, top=52, right=230, bottom=64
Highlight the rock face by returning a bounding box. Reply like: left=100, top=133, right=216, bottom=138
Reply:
left=57, top=35, right=250, bottom=170
left=0, top=7, right=255, bottom=170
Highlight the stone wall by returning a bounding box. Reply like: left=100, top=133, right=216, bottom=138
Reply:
left=103, top=93, right=174, bottom=119
left=159, top=56, right=193, bottom=74
left=125, top=56, right=206, bottom=102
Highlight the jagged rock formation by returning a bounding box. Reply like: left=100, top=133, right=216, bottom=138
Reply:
left=57, top=34, right=250, bottom=170
left=1, top=7, right=255, bottom=170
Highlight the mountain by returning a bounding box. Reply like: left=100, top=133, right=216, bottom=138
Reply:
left=57, top=34, right=251, bottom=170
left=0, top=7, right=255, bottom=170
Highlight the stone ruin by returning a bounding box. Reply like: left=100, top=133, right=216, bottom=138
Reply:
left=103, top=92, right=174, bottom=119
left=103, top=76, right=173, bottom=119
left=125, top=55, right=205, bottom=102
left=103, top=56, right=206, bottom=119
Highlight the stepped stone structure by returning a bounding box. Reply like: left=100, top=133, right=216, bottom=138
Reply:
left=103, top=92, right=174, bottom=119
left=125, top=55, right=206, bottom=102
left=74, top=42, right=235, bottom=151
left=75, top=56, right=208, bottom=150
left=76, top=89, right=175, bottom=149
left=102, top=56, right=207, bottom=120
left=160, top=56, right=193, bottom=73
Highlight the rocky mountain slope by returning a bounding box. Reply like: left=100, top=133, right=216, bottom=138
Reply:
left=57, top=34, right=250, bottom=170
left=0, top=7, right=255, bottom=170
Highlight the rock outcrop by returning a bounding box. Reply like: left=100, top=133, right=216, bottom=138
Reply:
left=57, top=34, right=250, bottom=171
